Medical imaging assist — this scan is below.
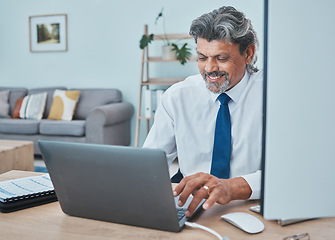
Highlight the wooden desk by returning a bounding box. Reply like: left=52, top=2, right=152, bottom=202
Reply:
left=0, top=171, right=334, bottom=240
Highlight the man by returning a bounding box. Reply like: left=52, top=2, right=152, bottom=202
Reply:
left=143, top=6, right=263, bottom=217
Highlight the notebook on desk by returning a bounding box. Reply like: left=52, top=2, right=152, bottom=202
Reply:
left=38, top=140, right=204, bottom=232
left=0, top=174, right=57, bottom=213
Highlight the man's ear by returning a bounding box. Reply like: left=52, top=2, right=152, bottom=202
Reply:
left=244, top=44, right=255, bottom=65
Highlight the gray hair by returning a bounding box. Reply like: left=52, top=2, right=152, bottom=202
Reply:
left=190, top=6, right=259, bottom=74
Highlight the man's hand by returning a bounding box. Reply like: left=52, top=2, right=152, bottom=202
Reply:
left=173, top=172, right=252, bottom=217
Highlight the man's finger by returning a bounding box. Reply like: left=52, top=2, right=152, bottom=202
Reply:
left=202, top=191, right=218, bottom=210
left=173, top=177, right=188, bottom=197
left=177, top=176, right=205, bottom=207
left=185, top=187, right=208, bottom=217
left=173, top=174, right=200, bottom=198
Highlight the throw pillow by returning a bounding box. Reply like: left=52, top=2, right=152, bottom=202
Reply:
left=0, top=90, right=10, bottom=118
left=48, top=90, right=80, bottom=121
left=19, top=92, right=47, bottom=120
left=12, top=97, right=24, bottom=119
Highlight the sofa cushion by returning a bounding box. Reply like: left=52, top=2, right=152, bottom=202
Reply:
left=28, top=87, right=67, bottom=118
left=0, top=87, right=28, bottom=116
left=48, top=90, right=80, bottom=121
left=39, top=120, right=85, bottom=136
left=72, top=89, right=122, bottom=120
left=0, top=119, right=40, bottom=134
left=19, top=92, right=47, bottom=120
left=0, top=90, right=10, bottom=118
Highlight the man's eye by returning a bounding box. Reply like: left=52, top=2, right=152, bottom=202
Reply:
left=218, top=57, right=228, bottom=62
left=198, top=56, right=207, bottom=61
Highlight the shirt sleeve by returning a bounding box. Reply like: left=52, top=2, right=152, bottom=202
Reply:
left=241, top=170, right=261, bottom=199
left=143, top=92, right=177, bottom=167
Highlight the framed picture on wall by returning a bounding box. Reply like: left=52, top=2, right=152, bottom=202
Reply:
left=29, top=14, right=67, bottom=52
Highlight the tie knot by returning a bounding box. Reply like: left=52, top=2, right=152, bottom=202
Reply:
left=218, top=93, right=231, bottom=105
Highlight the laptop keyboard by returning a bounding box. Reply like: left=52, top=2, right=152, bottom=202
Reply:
left=177, top=207, right=186, bottom=220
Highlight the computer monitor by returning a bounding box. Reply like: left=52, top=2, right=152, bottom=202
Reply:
left=261, top=0, right=335, bottom=220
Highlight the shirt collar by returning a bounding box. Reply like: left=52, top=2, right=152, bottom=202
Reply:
left=209, top=70, right=250, bottom=104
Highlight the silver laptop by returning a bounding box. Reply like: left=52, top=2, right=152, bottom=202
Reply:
left=38, top=140, right=204, bottom=232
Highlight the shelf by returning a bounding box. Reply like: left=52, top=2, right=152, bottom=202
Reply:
left=139, top=116, right=154, bottom=120
left=146, top=55, right=197, bottom=63
left=141, top=78, right=185, bottom=86
left=135, top=25, right=194, bottom=147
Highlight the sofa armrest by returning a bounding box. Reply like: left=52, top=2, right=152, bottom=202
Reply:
left=86, top=102, right=134, bottom=145
left=86, top=102, right=134, bottom=126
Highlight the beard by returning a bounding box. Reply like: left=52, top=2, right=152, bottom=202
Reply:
left=201, top=71, right=230, bottom=94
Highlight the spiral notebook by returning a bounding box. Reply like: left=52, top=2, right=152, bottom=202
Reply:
left=0, top=174, right=57, bottom=213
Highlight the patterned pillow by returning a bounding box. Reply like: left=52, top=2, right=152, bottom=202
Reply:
left=0, top=90, right=10, bottom=118
left=48, top=90, right=80, bottom=121
left=19, top=92, right=47, bottom=120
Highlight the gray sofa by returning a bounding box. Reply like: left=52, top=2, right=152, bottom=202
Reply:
left=0, top=87, right=134, bottom=154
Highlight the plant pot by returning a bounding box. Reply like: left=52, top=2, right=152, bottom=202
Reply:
left=162, top=45, right=177, bottom=61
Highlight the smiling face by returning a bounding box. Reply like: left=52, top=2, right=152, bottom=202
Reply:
left=197, top=38, right=255, bottom=93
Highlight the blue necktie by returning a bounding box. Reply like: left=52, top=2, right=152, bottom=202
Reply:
left=210, top=93, right=231, bottom=179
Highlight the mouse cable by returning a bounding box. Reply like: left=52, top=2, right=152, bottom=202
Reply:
left=185, top=221, right=230, bottom=240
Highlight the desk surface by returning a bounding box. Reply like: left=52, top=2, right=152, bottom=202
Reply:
left=0, top=171, right=334, bottom=240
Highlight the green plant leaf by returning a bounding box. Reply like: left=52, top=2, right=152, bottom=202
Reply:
left=139, top=34, right=154, bottom=49
left=172, top=43, right=192, bottom=65
left=155, top=8, right=164, bottom=24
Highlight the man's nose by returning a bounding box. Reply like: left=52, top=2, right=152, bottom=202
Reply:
left=205, top=58, right=219, bottom=72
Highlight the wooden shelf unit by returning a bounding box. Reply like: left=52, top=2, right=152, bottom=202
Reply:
left=134, top=25, right=196, bottom=147
left=146, top=55, right=198, bottom=63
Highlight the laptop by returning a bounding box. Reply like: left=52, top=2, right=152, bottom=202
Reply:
left=38, top=140, right=204, bottom=232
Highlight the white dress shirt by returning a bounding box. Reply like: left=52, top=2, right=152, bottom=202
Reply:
left=143, top=70, right=263, bottom=199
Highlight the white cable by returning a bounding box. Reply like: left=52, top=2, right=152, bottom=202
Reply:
left=185, top=221, right=230, bottom=240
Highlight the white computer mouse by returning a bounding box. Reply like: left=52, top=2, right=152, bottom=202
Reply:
left=221, top=212, right=264, bottom=234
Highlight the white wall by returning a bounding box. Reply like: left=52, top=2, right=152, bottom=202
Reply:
left=0, top=0, right=264, bottom=146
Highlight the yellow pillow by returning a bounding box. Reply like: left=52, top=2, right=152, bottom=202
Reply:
left=48, top=90, right=80, bottom=121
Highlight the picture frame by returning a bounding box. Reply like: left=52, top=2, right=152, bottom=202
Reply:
left=29, top=14, right=67, bottom=52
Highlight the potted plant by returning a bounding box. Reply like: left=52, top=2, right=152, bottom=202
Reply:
left=139, top=8, right=192, bottom=65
